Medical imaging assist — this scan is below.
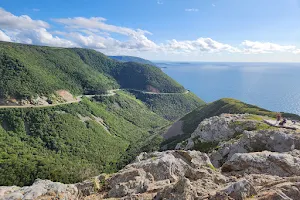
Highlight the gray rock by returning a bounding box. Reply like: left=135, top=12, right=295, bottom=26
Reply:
left=107, top=150, right=224, bottom=198
left=222, top=151, right=300, bottom=177
left=176, top=113, right=260, bottom=150
left=210, top=129, right=300, bottom=167
left=154, top=177, right=197, bottom=200
left=0, top=179, right=78, bottom=200
left=221, top=179, right=257, bottom=200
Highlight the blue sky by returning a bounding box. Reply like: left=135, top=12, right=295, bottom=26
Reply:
left=1, top=0, right=300, bottom=62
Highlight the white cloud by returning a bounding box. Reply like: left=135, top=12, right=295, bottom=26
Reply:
left=185, top=8, right=199, bottom=12
left=53, top=17, right=151, bottom=37
left=162, top=38, right=240, bottom=53
left=293, top=49, right=300, bottom=54
left=32, top=8, right=40, bottom=12
left=0, top=8, right=49, bottom=29
left=29, top=28, right=77, bottom=47
left=241, top=40, right=296, bottom=54
left=157, top=0, right=164, bottom=4
left=1, top=7, right=300, bottom=60
left=0, top=30, right=11, bottom=42
left=0, top=8, right=75, bottom=47
left=212, top=4, right=216, bottom=7
left=53, top=16, right=158, bottom=52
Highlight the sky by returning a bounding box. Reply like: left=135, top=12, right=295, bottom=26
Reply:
left=0, top=0, right=300, bottom=62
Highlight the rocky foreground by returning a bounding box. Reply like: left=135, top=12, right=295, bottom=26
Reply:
left=2, top=114, right=300, bottom=200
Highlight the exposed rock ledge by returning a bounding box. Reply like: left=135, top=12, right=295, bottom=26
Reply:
left=2, top=150, right=300, bottom=200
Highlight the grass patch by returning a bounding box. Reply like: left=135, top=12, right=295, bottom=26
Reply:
left=207, top=163, right=216, bottom=171
left=245, top=114, right=264, bottom=121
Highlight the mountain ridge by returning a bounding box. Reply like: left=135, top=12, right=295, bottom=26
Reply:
left=108, top=55, right=155, bottom=66
left=0, top=41, right=185, bottom=100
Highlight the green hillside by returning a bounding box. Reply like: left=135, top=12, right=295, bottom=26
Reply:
left=162, top=98, right=300, bottom=149
left=181, top=98, right=300, bottom=134
left=108, top=56, right=155, bottom=66
left=0, top=42, right=184, bottom=99
left=0, top=42, right=205, bottom=186
left=0, top=92, right=168, bottom=186
left=130, top=91, right=205, bottom=121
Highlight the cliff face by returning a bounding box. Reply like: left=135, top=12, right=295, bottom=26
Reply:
left=2, top=114, right=300, bottom=200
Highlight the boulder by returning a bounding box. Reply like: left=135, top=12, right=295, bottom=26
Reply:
left=0, top=179, right=78, bottom=200
left=176, top=114, right=264, bottom=151
left=154, top=177, right=197, bottom=200
left=106, top=150, right=225, bottom=198
left=210, top=129, right=300, bottom=167
left=222, top=151, right=300, bottom=177
left=220, top=179, right=257, bottom=200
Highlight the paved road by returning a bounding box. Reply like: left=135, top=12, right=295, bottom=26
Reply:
left=127, top=89, right=189, bottom=95
left=0, top=89, right=189, bottom=109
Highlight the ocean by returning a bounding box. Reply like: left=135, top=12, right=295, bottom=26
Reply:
left=156, top=62, right=300, bottom=115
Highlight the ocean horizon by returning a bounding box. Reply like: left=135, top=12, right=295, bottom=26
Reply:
left=156, top=62, right=300, bottom=115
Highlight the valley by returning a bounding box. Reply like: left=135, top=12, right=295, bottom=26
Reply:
left=1, top=42, right=300, bottom=200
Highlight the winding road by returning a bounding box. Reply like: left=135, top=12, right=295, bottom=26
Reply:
left=0, top=89, right=189, bottom=109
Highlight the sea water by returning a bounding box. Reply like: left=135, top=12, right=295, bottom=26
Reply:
left=156, top=62, right=300, bottom=115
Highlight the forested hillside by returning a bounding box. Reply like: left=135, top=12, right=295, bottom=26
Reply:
left=0, top=42, right=206, bottom=186
left=130, top=91, right=205, bottom=120
left=0, top=92, right=168, bottom=186
left=0, top=42, right=184, bottom=99
left=108, top=56, right=155, bottom=66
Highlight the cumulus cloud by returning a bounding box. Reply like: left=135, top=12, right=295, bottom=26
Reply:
left=293, top=49, right=300, bottom=54
left=27, top=28, right=76, bottom=47
left=0, top=30, right=11, bottom=42
left=0, top=8, right=49, bottom=29
left=0, top=8, right=75, bottom=47
left=53, top=17, right=151, bottom=37
left=162, top=38, right=240, bottom=53
left=53, top=16, right=158, bottom=52
left=185, top=8, right=199, bottom=12
left=1, top=7, right=299, bottom=58
left=241, top=40, right=296, bottom=54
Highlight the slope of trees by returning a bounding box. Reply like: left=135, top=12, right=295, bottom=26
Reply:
left=0, top=94, right=168, bottom=186
left=0, top=42, right=186, bottom=99
left=130, top=91, right=205, bottom=121
left=108, top=55, right=155, bottom=66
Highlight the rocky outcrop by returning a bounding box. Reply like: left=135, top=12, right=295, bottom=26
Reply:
left=254, top=177, right=300, bottom=200
left=3, top=150, right=300, bottom=200
left=210, top=128, right=300, bottom=167
left=175, top=113, right=300, bottom=168
left=222, top=150, right=300, bottom=177
left=0, top=179, right=78, bottom=200
left=175, top=114, right=263, bottom=150
left=216, top=179, right=257, bottom=200
left=106, top=150, right=226, bottom=199
left=0, top=175, right=108, bottom=200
